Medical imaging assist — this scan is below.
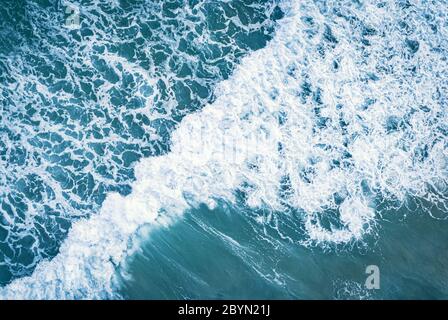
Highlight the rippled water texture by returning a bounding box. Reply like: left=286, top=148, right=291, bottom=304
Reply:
left=0, top=0, right=447, bottom=299
left=0, top=0, right=282, bottom=285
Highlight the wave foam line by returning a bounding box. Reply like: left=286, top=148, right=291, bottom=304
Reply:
left=2, top=0, right=447, bottom=299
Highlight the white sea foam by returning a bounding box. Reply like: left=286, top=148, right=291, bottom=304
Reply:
left=1, top=0, right=447, bottom=299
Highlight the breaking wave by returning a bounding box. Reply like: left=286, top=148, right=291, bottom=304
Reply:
left=1, top=0, right=447, bottom=298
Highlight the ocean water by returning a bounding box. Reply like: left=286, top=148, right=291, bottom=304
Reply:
left=117, top=198, right=448, bottom=299
left=0, top=0, right=447, bottom=299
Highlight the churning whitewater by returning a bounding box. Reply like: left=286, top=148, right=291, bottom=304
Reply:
left=1, top=0, right=447, bottom=299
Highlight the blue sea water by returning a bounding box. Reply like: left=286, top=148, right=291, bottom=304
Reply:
left=0, top=0, right=447, bottom=299
left=117, top=198, right=448, bottom=299
left=0, top=0, right=282, bottom=286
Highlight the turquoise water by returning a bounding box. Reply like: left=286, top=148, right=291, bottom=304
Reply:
left=0, top=0, right=447, bottom=299
left=118, top=198, right=448, bottom=299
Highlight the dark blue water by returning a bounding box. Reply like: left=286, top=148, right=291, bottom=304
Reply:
left=0, top=0, right=282, bottom=286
